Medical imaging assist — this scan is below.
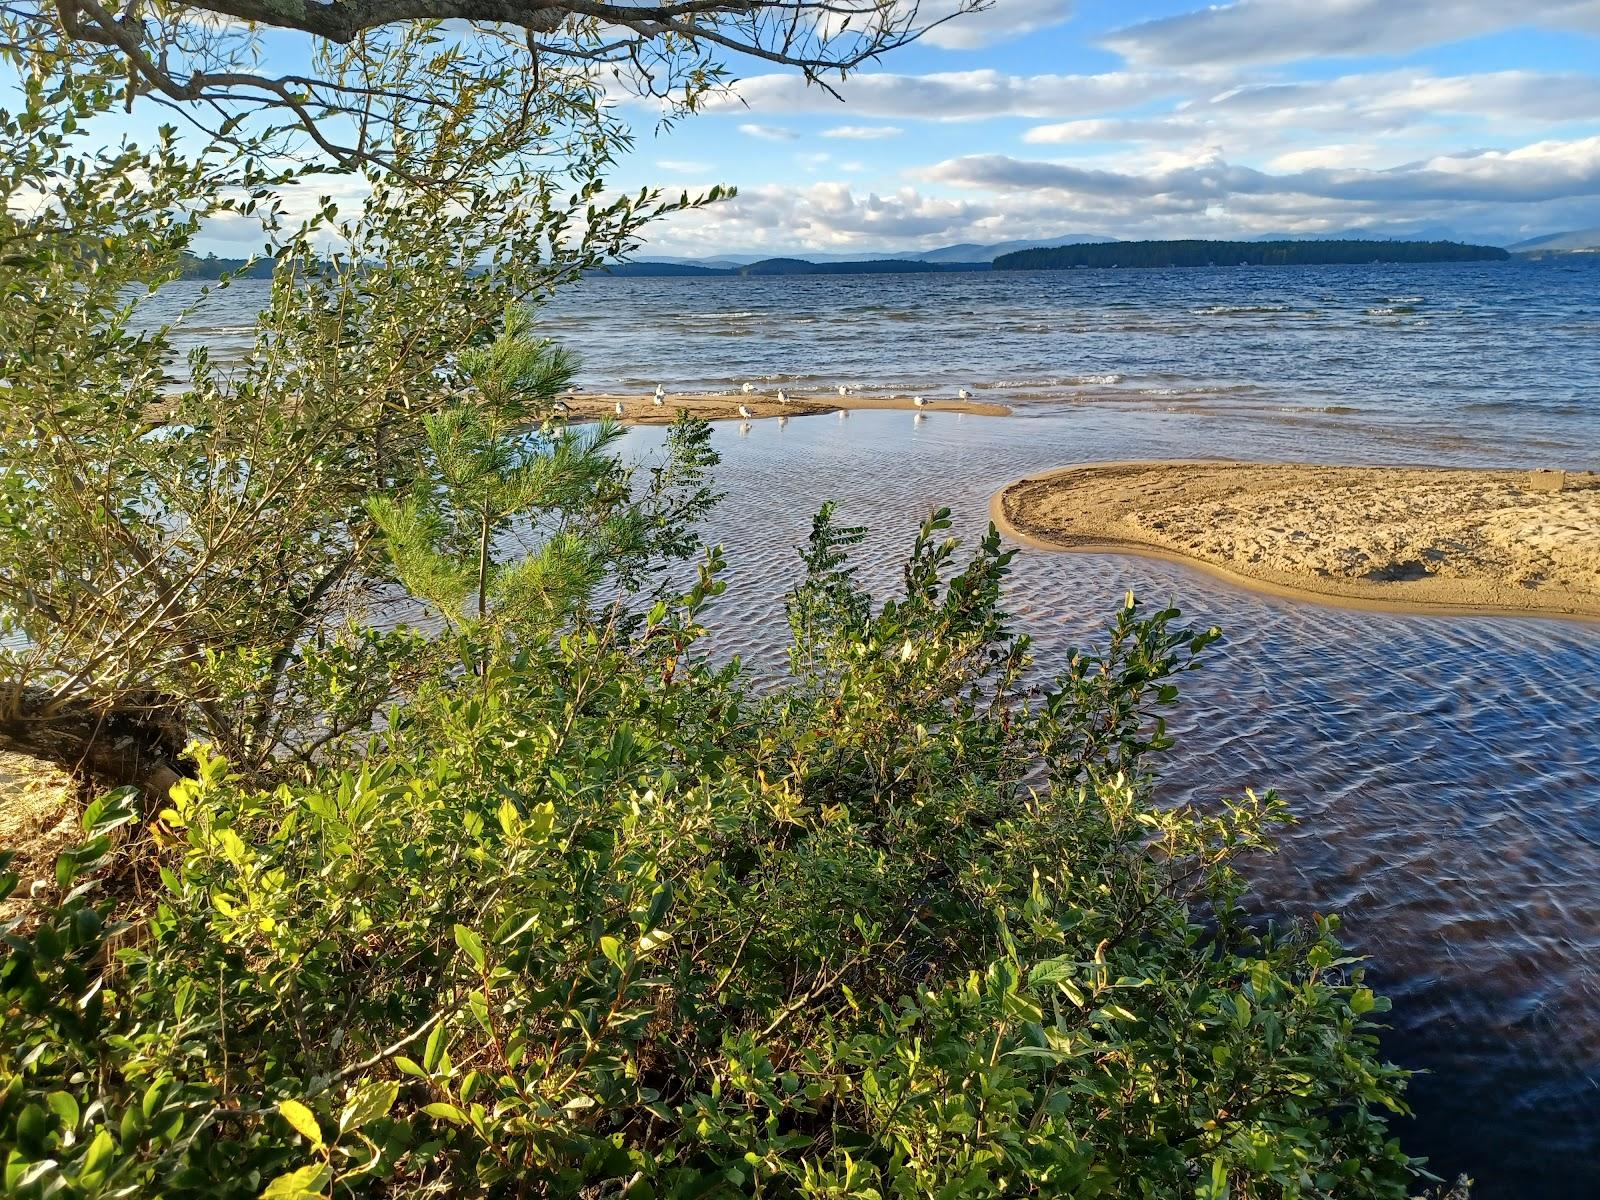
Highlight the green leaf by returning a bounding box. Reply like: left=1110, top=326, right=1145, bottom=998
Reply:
left=45, top=1091, right=80, bottom=1130
left=80, top=1127, right=117, bottom=1181
left=277, top=1099, right=323, bottom=1148
left=259, top=1162, right=331, bottom=1199
left=422, top=1103, right=467, bottom=1125
left=454, top=924, right=486, bottom=971
left=1201, top=1157, right=1230, bottom=1200
left=339, top=1080, right=399, bottom=1134
left=423, top=1022, right=449, bottom=1073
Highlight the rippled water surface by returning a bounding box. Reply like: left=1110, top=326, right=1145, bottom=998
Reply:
left=145, top=262, right=1599, bottom=1195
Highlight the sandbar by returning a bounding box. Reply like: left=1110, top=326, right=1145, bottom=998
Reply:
left=556, top=390, right=1010, bottom=424
left=993, top=460, right=1600, bottom=619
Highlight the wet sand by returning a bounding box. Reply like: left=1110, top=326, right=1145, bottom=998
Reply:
left=994, top=460, right=1600, bottom=619
left=557, top=390, right=1010, bottom=424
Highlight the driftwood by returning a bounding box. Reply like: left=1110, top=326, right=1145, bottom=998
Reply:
left=0, top=687, right=188, bottom=805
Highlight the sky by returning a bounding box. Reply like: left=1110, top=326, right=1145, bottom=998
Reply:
left=25, top=0, right=1597, bottom=256
left=602, top=0, right=1600, bottom=256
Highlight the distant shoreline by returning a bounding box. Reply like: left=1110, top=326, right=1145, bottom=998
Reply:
left=598, top=238, right=1515, bottom=279
left=993, top=460, right=1600, bottom=620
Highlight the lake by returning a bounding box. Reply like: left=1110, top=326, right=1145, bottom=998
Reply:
left=145, top=260, right=1600, bottom=1196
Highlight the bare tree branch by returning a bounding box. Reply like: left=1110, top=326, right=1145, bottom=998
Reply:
left=6, top=0, right=981, bottom=179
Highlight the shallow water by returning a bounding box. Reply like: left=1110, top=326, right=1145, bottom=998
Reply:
left=607, top=406, right=1600, bottom=1198
left=138, top=263, right=1599, bottom=1195
left=144, top=260, right=1600, bottom=459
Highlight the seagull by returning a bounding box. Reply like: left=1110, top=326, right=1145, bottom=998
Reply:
left=913, top=395, right=928, bottom=407
left=777, top=389, right=789, bottom=404
left=741, top=382, right=756, bottom=395
left=837, top=384, right=850, bottom=396
left=553, top=400, right=571, bottom=415
left=614, top=401, right=625, bottom=417
left=957, top=387, right=972, bottom=401
left=654, top=383, right=665, bottom=401
left=738, top=404, right=753, bottom=419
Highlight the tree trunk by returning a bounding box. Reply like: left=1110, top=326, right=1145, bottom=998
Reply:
left=0, top=688, right=189, bottom=807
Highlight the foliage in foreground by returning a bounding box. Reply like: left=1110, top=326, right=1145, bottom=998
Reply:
left=1, top=507, right=1422, bottom=1198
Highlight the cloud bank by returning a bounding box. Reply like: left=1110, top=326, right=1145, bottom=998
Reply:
left=1106, top=0, right=1600, bottom=68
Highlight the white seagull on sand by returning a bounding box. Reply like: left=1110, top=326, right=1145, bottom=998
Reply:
left=614, top=401, right=625, bottom=417
left=837, top=384, right=850, bottom=396
left=913, top=395, right=928, bottom=407
left=777, top=389, right=789, bottom=404
left=957, top=387, right=971, bottom=401
left=741, top=382, right=756, bottom=395
left=553, top=400, right=571, bottom=415
left=652, top=390, right=665, bottom=406
left=654, top=383, right=665, bottom=400
left=738, top=404, right=753, bottom=419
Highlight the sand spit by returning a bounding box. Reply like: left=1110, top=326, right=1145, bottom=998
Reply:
left=557, top=390, right=1010, bottom=424
left=994, top=461, right=1600, bottom=619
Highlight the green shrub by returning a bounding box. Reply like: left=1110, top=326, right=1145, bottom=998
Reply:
left=1, top=504, right=1423, bottom=1198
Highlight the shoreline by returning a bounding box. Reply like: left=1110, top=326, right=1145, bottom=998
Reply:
left=992, top=460, right=1600, bottom=621
left=556, top=390, right=1011, bottom=424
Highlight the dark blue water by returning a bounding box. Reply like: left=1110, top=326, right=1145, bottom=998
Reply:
left=140, top=260, right=1600, bottom=1195
left=611, top=406, right=1600, bottom=1199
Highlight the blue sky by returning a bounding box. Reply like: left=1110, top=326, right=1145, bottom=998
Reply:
left=599, top=0, right=1600, bottom=255
left=33, top=0, right=1596, bottom=255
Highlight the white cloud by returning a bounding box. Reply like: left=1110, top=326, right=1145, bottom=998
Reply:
left=1266, top=144, right=1397, bottom=172
left=1105, top=0, right=1600, bottom=68
left=1018, top=69, right=1600, bottom=166
left=656, top=159, right=713, bottom=173
left=653, top=181, right=1000, bottom=251
left=821, top=125, right=905, bottom=140
left=1024, top=116, right=1208, bottom=144
left=923, top=136, right=1600, bottom=207
left=640, top=167, right=1600, bottom=256
left=921, top=0, right=1075, bottom=48
left=715, top=69, right=1213, bottom=121
left=1195, top=70, right=1600, bottom=128
left=738, top=122, right=799, bottom=141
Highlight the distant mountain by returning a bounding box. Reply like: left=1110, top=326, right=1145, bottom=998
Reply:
left=1247, top=225, right=1532, bottom=247
left=596, top=261, right=731, bottom=277
left=739, top=257, right=989, bottom=276
left=621, top=234, right=1116, bottom=271
left=1507, top=228, right=1600, bottom=253
left=888, top=235, right=1114, bottom=263
left=996, top=239, right=1509, bottom=271
left=597, top=257, right=992, bottom=278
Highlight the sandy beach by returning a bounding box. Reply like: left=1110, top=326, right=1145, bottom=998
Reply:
left=994, top=460, right=1600, bottom=618
left=556, top=390, right=1011, bottom=424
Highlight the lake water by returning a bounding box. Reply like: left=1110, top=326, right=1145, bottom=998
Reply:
left=147, top=261, right=1599, bottom=1196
